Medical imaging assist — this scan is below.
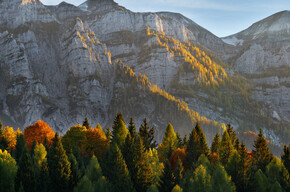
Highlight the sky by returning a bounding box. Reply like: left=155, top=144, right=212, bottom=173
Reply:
left=41, top=0, right=290, bottom=37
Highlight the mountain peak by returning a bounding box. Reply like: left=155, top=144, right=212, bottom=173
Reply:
left=78, top=0, right=118, bottom=11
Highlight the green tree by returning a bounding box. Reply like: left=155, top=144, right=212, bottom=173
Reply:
left=182, top=134, right=188, bottom=148
left=0, top=149, right=17, bottom=192
left=270, top=181, right=283, bottom=192
left=128, top=118, right=137, bottom=139
left=0, top=120, right=8, bottom=150
left=69, top=153, right=81, bottom=190
left=148, top=148, right=163, bottom=185
left=171, top=185, right=183, bottom=192
left=186, top=122, right=209, bottom=168
left=226, top=124, right=236, bottom=145
left=236, top=142, right=251, bottom=192
left=211, top=164, right=235, bottom=192
left=174, top=158, right=184, bottom=186
left=14, top=133, right=27, bottom=163
left=254, top=169, right=268, bottom=192
left=82, top=117, right=90, bottom=129
left=47, top=133, right=71, bottom=192
left=15, top=146, right=35, bottom=192
left=219, top=131, right=234, bottom=166
left=158, top=123, right=178, bottom=160
left=281, top=145, right=290, bottom=173
left=159, top=160, right=175, bottom=192
left=85, top=156, right=102, bottom=183
left=226, top=150, right=240, bottom=187
left=139, top=118, right=157, bottom=149
left=252, top=129, right=273, bottom=172
left=147, top=185, right=159, bottom=192
left=74, top=176, right=93, bottom=192
left=191, top=164, right=212, bottom=192
left=111, top=112, right=128, bottom=148
left=234, top=138, right=240, bottom=151
left=62, top=124, right=87, bottom=154
left=211, top=133, right=221, bottom=155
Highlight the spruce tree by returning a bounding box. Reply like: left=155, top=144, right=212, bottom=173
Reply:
left=82, top=117, right=90, bottom=129
left=234, top=138, right=240, bottom=151
left=186, top=122, right=209, bottom=168
left=128, top=118, right=137, bottom=139
left=252, top=129, right=273, bottom=172
left=211, top=133, right=221, bottom=155
left=158, top=123, right=178, bottom=160
left=159, top=160, right=175, bottom=192
left=15, top=146, right=35, bottom=192
left=281, top=145, right=290, bottom=173
left=174, top=158, right=184, bottom=186
left=139, top=119, right=157, bottom=149
left=14, top=133, right=27, bottom=163
left=0, top=149, right=17, bottom=192
left=270, top=181, right=283, bottom=192
left=69, top=153, right=81, bottom=190
left=111, top=112, right=128, bottom=148
left=191, top=164, right=212, bottom=192
left=219, top=131, right=234, bottom=166
left=182, top=134, right=188, bottom=148
left=47, top=133, right=71, bottom=192
left=237, top=142, right=251, bottom=192
left=253, top=169, right=268, bottom=192
left=38, top=160, right=49, bottom=192
left=226, top=151, right=240, bottom=188
left=211, top=164, right=235, bottom=192
left=226, top=124, right=236, bottom=145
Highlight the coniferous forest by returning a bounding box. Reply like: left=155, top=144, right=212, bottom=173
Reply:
left=0, top=113, right=289, bottom=192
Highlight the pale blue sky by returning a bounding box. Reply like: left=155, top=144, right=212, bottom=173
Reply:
left=42, top=0, right=290, bottom=37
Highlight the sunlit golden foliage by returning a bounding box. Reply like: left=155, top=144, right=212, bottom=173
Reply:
left=24, top=120, right=55, bottom=148
left=147, top=27, right=228, bottom=86
left=3, top=127, right=21, bottom=152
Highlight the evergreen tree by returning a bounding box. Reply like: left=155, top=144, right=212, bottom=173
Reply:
left=111, top=112, right=128, bottom=148
left=103, top=144, right=135, bottom=192
left=236, top=142, right=251, bottom=192
left=74, top=176, right=93, bottom=192
left=270, top=181, right=283, bottom=192
left=47, top=133, right=71, bottom=192
left=15, top=146, right=35, bottom=192
left=105, top=127, right=112, bottom=142
left=182, top=134, right=188, bottom=148
left=82, top=117, right=90, bottom=129
left=226, top=151, right=240, bottom=187
left=148, top=148, right=163, bottom=186
left=171, top=185, right=183, bottom=192
left=159, top=160, right=175, bottom=192
left=219, top=131, right=234, bottom=166
left=196, top=154, right=211, bottom=172
left=174, top=158, right=184, bottom=186
left=85, top=156, right=102, bottom=183
left=226, top=124, right=236, bottom=145
left=211, top=164, right=235, bottom=192
left=69, top=153, right=81, bottom=190
left=234, top=138, right=240, bottom=151
left=128, top=118, right=137, bottom=139
left=139, top=118, right=157, bottom=149
left=281, top=145, right=290, bottom=173
left=252, top=129, right=273, bottom=172
left=14, top=133, right=26, bottom=163
left=186, top=122, right=209, bottom=168
left=253, top=169, right=268, bottom=192
left=158, top=123, right=178, bottom=161
left=176, top=132, right=182, bottom=148
left=147, top=185, right=159, bottom=192
left=30, top=140, right=37, bottom=157
left=191, top=164, right=212, bottom=192
left=37, top=160, right=49, bottom=192
left=211, top=133, right=221, bottom=155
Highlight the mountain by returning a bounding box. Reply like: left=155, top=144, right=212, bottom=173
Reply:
left=0, top=0, right=288, bottom=147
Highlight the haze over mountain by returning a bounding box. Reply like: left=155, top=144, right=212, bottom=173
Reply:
left=0, top=0, right=289, bottom=148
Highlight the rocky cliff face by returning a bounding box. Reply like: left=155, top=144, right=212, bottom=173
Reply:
left=0, top=0, right=288, bottom=145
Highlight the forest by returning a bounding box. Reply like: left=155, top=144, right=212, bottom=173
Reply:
left=0, top=113, right=289, bottom=192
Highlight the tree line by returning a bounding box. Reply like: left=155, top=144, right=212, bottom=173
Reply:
left=0, top=113, right=289, bottom=192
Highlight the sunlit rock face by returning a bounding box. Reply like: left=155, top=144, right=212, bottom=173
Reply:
left=0, top=0, right=288, bottom=147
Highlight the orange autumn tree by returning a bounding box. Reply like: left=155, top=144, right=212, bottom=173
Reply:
left=24, top=120, right=55, bottom=148
left=169, top=148, right=187, bottom=170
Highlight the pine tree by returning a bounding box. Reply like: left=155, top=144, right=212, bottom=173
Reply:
left=47, top=133, right=71, bottom=192
left=211, top=133, right=221, bottom=155
left=14, top=133, right=27, bottom=163
left=270, top=181, right=283, bottom=192
left=191, top=164, right=212, bottom=192
left=103, top=144, right=135, bottom=192
left=74, top=176, right=93, bottom=192
left=226, top=150, right=240, bottom=187
left=176, top=132, right=182, bottom=148
left=236, top=142, right=251, bottom=192
left=38, top=160, right=49, bottom=192
left=148, top=148, right=163, bottom=186
left=147, top=185, right=159, bottom=192
left=105, top=127, right=112, bottom=142
left=182, top=134, right=188, bottom=148
left=253, top=169, right=268, bottom=192
left=111, top=112, right=128, bottom=148
left=159, top=160, right=175, bottom=192
left=211, top=164, right=235, bottom=192
left=158, top=123, right=178, bottom=161
left=252, top=129, right=273, bottom=172
left=128, top=118, right=137, bottom=139
left=186, top=122, right=209, bottom=168
left=281, top=145, right=290, bottom=173
left=139, top=119, right=157, bottom=150
left=234, top=138, right=240, bottom=151
left=15, top=146, right=35, bottom=192
left=69, top=153, right=81, bottom=190
left=82, top=117, right=90, bottom=129
left=171, top=185, right=183, bottom=192
left=85, top=156, right=102, bottom=183
left=30, top=140, right=37, bottom=157
left=219, top=131, right=234, bottom=166
left=226, top=124, right=236, bottom=145
left=174, top=158, right=184, bottom=186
